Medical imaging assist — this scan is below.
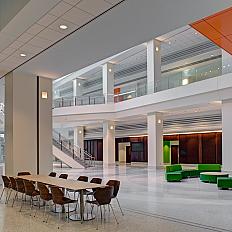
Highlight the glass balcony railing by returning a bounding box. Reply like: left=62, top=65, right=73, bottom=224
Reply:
left=114, top=85, right=147, bottom=102
left=53, top=57, right=230, bottom=108
left=156, top=58, right=222, bottom=91
left=53, top=95, right=105, bottom=108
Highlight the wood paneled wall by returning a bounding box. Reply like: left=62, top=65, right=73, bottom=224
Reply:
left=84, top=132, right=222, bottom=164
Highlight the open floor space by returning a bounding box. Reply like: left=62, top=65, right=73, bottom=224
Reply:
left=1, top=165, right=232, bottom=232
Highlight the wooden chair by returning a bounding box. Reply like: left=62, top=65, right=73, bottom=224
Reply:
left=86, top=186, right=118, bottom=230
left=106, top=180, right=124, bottom=216
left=0, top=176, right=11, bottom=203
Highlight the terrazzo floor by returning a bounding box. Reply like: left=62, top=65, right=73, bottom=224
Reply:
left=0, top=163, right=232, bottom=232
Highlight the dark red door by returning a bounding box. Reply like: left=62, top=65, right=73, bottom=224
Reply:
left=171, top=145, right=179, bottom=164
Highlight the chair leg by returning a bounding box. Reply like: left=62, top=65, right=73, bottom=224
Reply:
left=0, top=187, right=5, bottom=201
left=116, top=197, right=124, bottom=216
left=96, top=206, right=99, bottom=230
left=4, top=188, right=9, bottom=204
left=12, top=192, right=18, bottom=207
left=6, top=189, right=13, bottom=204
left=19, top=193, right=25, bottom=212
left=110, top=204, right=119, bottom=225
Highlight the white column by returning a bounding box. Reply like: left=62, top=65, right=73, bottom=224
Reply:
left=103, top=121, right=115, bottom=165
left=147, top=113, right=163, bottom=167
left=5, top=71, right=52, bottom=176
left=103, top=63, right=114, bottom=103
left=147, top=39, right=161, bottom=94
left=222, top=100, right=232, bottom=171
left=73, top=126, right=84, bottom=152
left=73, top=78, right=83, bottom=98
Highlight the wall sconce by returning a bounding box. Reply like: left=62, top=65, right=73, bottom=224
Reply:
left=41, top=91, right=48, bottom=99
left=110, top=125, right=114, bottom=130
left=155, top=46, right=159, bottom=52
left=157, top=119, right=162, bottom=124
left=78, top=130, right=82, bottom=134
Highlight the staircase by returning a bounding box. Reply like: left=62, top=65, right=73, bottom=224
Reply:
left=53, top=130, right=95, bottom=168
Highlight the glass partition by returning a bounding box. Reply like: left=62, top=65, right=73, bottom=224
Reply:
left=157, top=58, right=222, bottom=92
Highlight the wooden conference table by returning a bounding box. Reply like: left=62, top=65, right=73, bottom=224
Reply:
left=19, top=175, right=105, bottom=222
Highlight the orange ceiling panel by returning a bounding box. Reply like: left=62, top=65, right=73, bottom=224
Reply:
left=191, top=21, right=222, bottom=41
left=206, top=8, right=232, bottom=36
left=190, top=7, right=232, bottom=55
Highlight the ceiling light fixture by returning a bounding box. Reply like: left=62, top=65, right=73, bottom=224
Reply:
left=59, top=25, right=68, bottom=30
left=20, top=53, right=26, bottom=57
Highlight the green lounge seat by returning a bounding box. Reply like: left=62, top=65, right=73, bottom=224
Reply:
left=197, top=164, right=221, bottom=175
left=200, top=172, right=229, bottom=183
left=165, top=172, right=182, bottom=182
left=165, top=164, right=198, bottom=180
left=217, top=177, right=232, bottom=189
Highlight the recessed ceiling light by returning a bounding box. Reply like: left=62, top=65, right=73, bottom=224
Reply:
left=59, top=25, right=68, bottom=30
left=168, top=41, right=171, bottom=45
left=194, top=32, right=198, bottom=35
left=210, top=54, right=214, bottom=57
left=20, top=53, right=26, bottom=57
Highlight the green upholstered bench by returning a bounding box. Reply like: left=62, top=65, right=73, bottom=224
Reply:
left=165, top=164, right=198, bottom=181
left=165, top=164, right=183, bottom=182
left=200, top=172, right=229, bottom=183
left=165, top=172, right=182, bottom=182
left=197, top=164, right=221, bottom=175
left=217, top=177, right=232, bottom=189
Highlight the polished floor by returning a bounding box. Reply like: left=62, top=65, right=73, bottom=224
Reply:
left=0, top=163, right=232, bottom=232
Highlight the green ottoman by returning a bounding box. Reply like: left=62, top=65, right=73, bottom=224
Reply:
left=200, top=172, right=229, bottom=183
left=165, top=172, right=182, bottom=182
left=182, top=169, right=199, bottom=178
left=217, top=177, right=232, bottom=189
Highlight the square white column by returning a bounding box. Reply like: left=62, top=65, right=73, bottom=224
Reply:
left=103, top=121, right=115, bottom=165
left=147, top=113, right=163, bottom=167
left=73, top=126, right=84, bottom=152
left=222, top=100, right=232, bottom=171
left=5, top=71, right=52, bottom=175
left=102, top=63, right=114, bottom=103
left=147, top=39, right=161, bottom=94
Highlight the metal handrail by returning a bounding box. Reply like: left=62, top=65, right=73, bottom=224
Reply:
left=53, top=95, right=105, bottom=108
left=53, top=130, right=95, bottom=167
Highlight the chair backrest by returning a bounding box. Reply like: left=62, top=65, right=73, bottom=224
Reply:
left=23, top=180, right=36, bottom=196
left=51, top=187, right=65, bottom=205
left=94, top=186, right=113, bottom=205
left=15, top=178, right=25, bottom=193
left=38, top=182, right=50, bottom=201
left=17, top=172, right=31, bottom=176
left=49, top=172, right=57, bottom=177
left=78, top=176, right=88, bottom=182
left=9, top=177, right=17, bottom=190
left=90, top=178, right=102, bottom=184
left=106, top=180, right=120, bottom=198
left=2, top=176, right=11, bottom=188
left=59, top=174, right=68, bottom=179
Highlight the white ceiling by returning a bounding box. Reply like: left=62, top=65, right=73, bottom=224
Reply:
left=0, top=0, right=122, bottom=77
left=16, top=0, right=232, bottom=79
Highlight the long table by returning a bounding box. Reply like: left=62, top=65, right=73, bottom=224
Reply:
left=19, top=175, right=105, bottom=222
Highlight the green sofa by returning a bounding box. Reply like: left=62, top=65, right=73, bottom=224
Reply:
left=217, top=177, right=232, bottom=189
left=165, top=164, right=198, bottom=182
left=165, top=164, right=221, bottom=182
left=197, top=164, right=221, bottom=175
